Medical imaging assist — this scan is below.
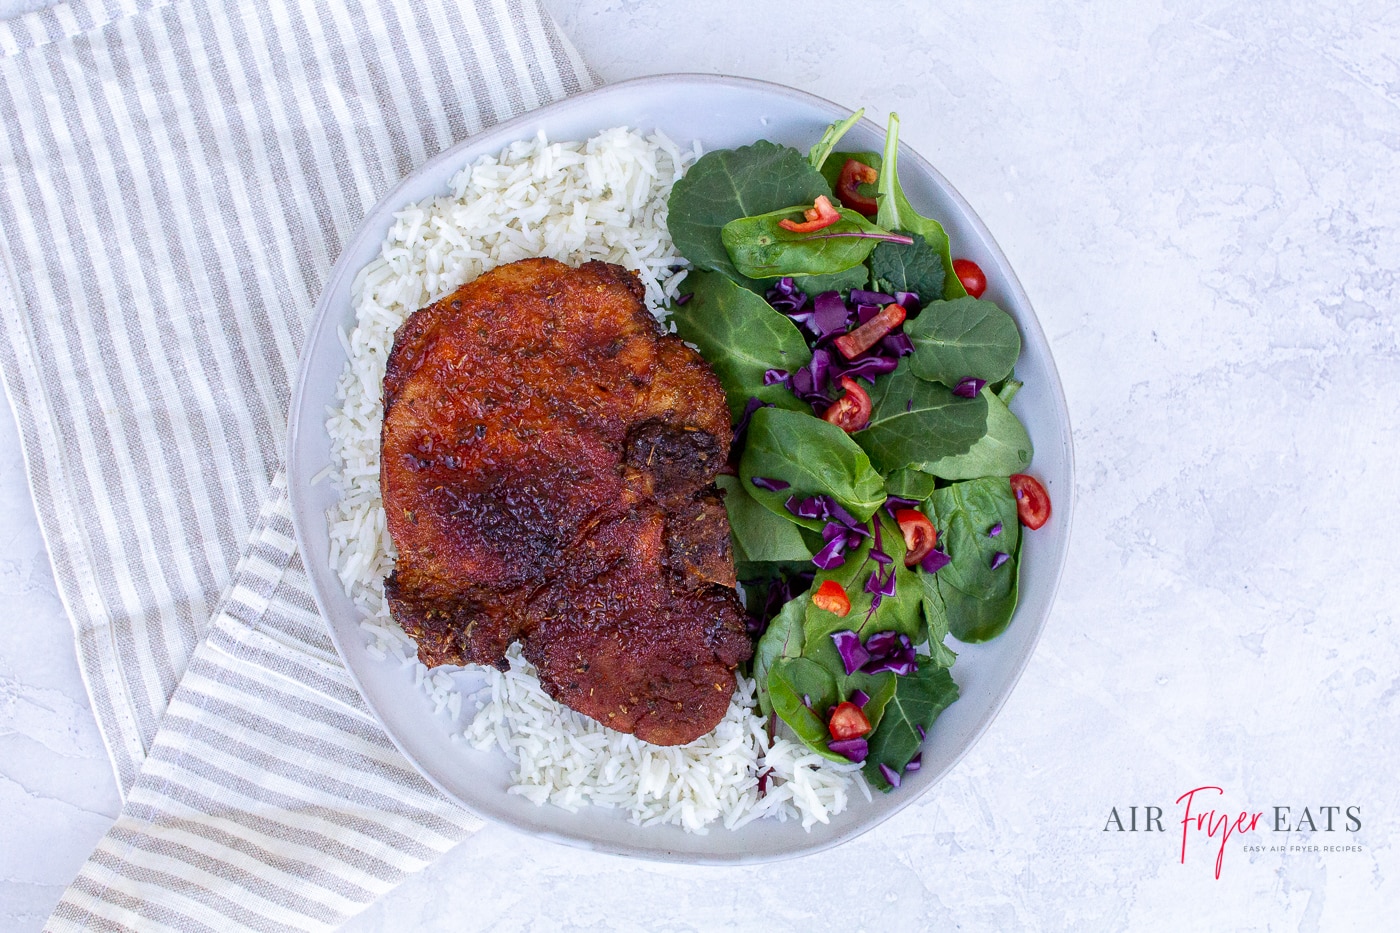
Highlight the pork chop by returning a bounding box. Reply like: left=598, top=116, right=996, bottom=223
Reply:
left=380, top=258, right=750, bottom=746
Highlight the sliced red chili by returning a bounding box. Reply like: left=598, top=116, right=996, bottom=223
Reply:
left=836, top=159, right=879, bottom=215
left=833, top=303, right=907, bottom=360
left=894, top=509, right=937, bottom=566
left=822, top=376, right=872, bottom=432
left=778, top=195, right=841, bottom=233
left=812, top=579, right=852, bottom=617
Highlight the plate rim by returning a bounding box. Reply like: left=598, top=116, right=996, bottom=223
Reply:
left=286, top=71, right=1076, bottom=864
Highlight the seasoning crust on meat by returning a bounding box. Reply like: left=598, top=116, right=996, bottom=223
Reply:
left=380, top=258, right=751, bottom=746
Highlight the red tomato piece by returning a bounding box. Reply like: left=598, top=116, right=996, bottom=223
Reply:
left=836, top=159, right=879, bottom=215
left=812, top=579, right=851, bottom=617
left=953, top=258, right=987, bottom=298
left=778, top=195, right=841, bottom=233
left=828, top=701, right=872, bottom=740
left=894, top=509, right=937, bottom=566
left=833, top=303, right=907, bottom=360
left=822, top=376, right=872, bottom=432
left=1009, top=474, right=1051, bottom=529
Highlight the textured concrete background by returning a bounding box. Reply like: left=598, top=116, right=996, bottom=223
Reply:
left=2, top=0, right=1396, bottom=929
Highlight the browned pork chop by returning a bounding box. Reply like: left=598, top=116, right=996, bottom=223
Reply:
left=380, top=258, right=751, bottom=746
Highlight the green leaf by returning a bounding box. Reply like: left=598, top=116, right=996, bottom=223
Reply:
left=667, top=141, right=832, bottom=291
left=875, top=113, right=967, bottom=300
left=767, top=658, right=846, bottom=762
left=808, top=111, right=865, bottom=171
left=916, top=387, right=1033, bottom=479
left=869, top=232, right=946, bottom=300
left=753, top=592, right=808, bottom=717
left=863, top=664, right=959, bottom=790
left=672, top=271, right=811, bottom=421
left=939, top=549, right=1021, bottom=643
left=853, top=367, right=988, bottom=474
left=801, top=516, right=923, bottom=647
left=927, top=477, right=1020, bottom=600
left=886, top=467, right=938, bottom=501
left=791, top=263, right=868, bottom=298
left=721, top=206, right=891, bottom=279
left=904, top=296, right=1022, bottom=389
left=916, top=576, right=959, bottom=669
left=739, top=407, right=887, bottom=528
left=717, top=475, right=813, bottom=564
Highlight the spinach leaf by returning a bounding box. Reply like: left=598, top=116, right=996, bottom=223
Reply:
left=819, top=151, right=881, bottom=202
left=717, top=475, right=813, bottom=564
left=672, top=271, right=811, bottom=420
left=863, top=664, right=959, bottom=790
left=886, top=467, right=938, bottom=501
left=927, top=477, right=1020, bottom=599
left=853, top=367, right=987, bottom=474
left=767, top=657, right=846, bottom=762
left=721, top=206, right=890, bottom=279
left=808, top=110, right=865, bottom=171
left=802, top=515, right=923, bottom=646
left=667, top=141, right=831, bottom=291
left=792, top=263, right=868, bottom=298
left=875, top=113, right=967, bottom=301
left=937, top=547, right=1021, bottom=643
left=869, top=232, right=946, bottom=300
left=904, top=296, right=1022, bottom=389
left=916, top=387, right=1032, bottom=479
left=753, top=592, right=808, bottom=717
left=739, top=407, right=886, bottom=528
left=916, top=576, right=959, bottom=669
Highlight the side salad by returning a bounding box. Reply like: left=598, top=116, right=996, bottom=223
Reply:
left=665, top=110, right=1053, bottom=792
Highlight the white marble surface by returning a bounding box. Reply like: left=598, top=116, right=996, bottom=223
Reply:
left=2, top=0, right=1398, bottom=929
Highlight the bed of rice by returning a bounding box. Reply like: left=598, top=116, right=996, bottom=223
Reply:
left=323, top=127, right=864, bottom=833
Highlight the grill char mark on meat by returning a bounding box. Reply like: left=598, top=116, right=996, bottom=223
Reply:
left=380, top=258, right=751, bottom=745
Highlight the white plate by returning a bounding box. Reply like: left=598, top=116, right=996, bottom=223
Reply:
left=286, top=74, right=1074, bottom=863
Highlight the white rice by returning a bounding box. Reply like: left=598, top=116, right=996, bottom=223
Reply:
left=324, top=127, right=861, bottom=832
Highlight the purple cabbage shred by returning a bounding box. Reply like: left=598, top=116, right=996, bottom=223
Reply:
left=988, top=522, right=1003, bottom=537
left=920, top=550, right=952, bottom=574
left=879, top=763, right=902, bottom=788
left=990, top=551, right=1011, bottom=570
left=830, top=630, right=871, bottom=676
left=828, top=737, right=869, bottom=763
left=850, top=689, right=870, bottom=707
left=762, top=368, right=791, bottom=387
left=861, top=630, right=916, bottom=676
left=750, top=476, right=790, bottom=492
left=916, top=724, right=926, bottom=740
left=905, top=753, right=923, bottom=773
left=953, top=377, right=987, bottom=399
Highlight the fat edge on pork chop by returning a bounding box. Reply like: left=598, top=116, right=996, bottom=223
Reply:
left=380, top=258, right=752, bottom=746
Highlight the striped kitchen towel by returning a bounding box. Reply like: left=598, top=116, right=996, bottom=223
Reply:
left=0, top=0, right=594, bottom=929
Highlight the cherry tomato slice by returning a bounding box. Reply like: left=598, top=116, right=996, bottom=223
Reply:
left=828, top=701, right=872, bottom=741
left=812, top=579, right=851, bottom=617
left=833, top=303, right=907, bottom=360
left=1009, top=474, right=1051, bottom=529
left=822, top=376, right=872, bottom=432
left=953, top=258, right=987, bottom=298
left=893, top=508, right=937, bottom=566
left=835, top=159, right=879, bottom=216
left=778, top=195, right=841, bottom=233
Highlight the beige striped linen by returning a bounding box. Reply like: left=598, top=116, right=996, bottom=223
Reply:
left=0, top=0, right=595, bottom=928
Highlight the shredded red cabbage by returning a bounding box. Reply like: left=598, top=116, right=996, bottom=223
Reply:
left=674, top=291, right=693, bottom=306
left=762, top=368, right=791, bottom=386
left=893, top=290, right=921, bottom=313
left=920, top=549, right=952, bottom=574
left=990, top=551, right=1010, bottom=570
left=828, top=737, right=869, bottom=763
left=830, top=630, right=870, bottom=675
left=849, top=289, right=895, bottom=306
left=879, top=763, right=902, bottom=788
left=765, top=277, right=808, bottom=314
left=905, top=752, right=922, bottom=772
left=953, top=377, right=987, bottom=398
left=812, top=535, right=852, bottom=569
left=750, top=477, right=790, bottom=492
left=850, top=689, right=870, bottom=707
left=861, top=630, right=916, bottom=675
left=988, top=522, right=1003, bottom=537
